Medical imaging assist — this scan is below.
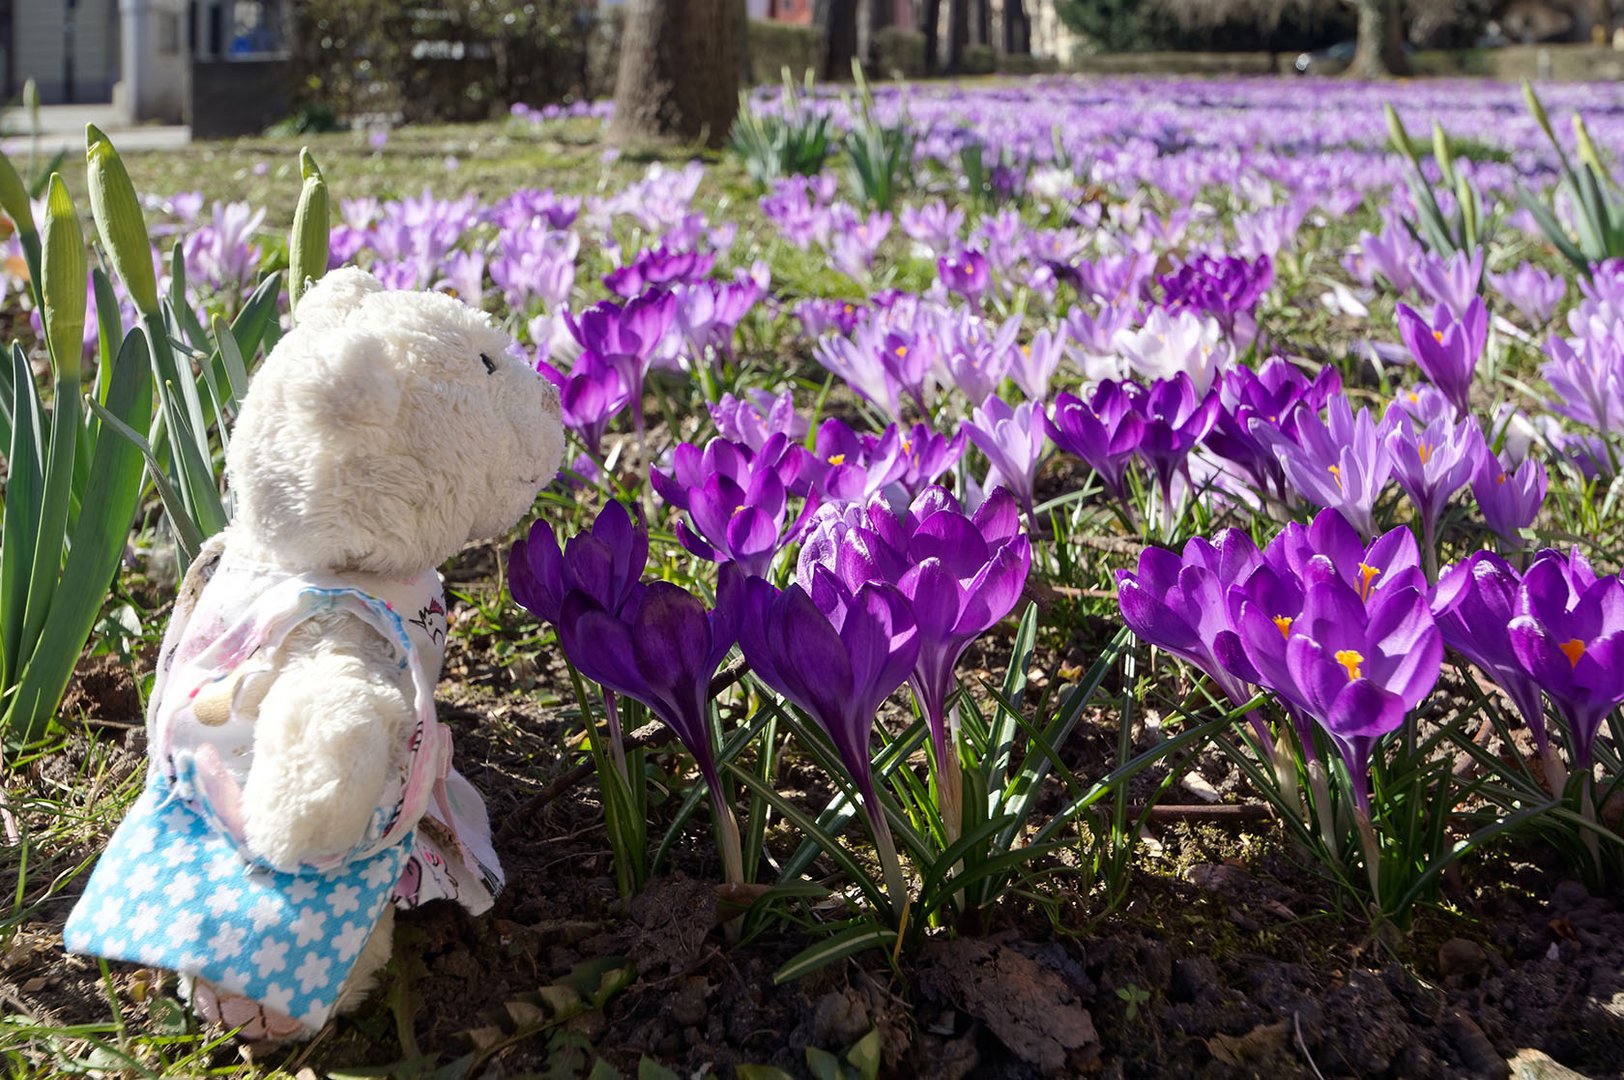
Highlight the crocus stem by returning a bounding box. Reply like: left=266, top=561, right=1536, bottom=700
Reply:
left=1422, top=511, right=1439, bottom=585
left=939, top=753, right=964, bottom=847
left=867, top=800, right=907, bottom=923
left=602, top=689, right=628, bottom=783
left=1538, top=739, right=1569, bottom=799
left=1354, top=803, right=1382, bottom=908
left=712, top=788, right=745, bottom=888
left=1580, top=776, right=1601, bottom=869
left=1270, top=730, right=1304, bottom=822
left=1306, top=759, right=1342, bottom=865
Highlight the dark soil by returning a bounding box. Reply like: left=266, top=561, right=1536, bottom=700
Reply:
left=5, top=597, right=1624, bottom=1080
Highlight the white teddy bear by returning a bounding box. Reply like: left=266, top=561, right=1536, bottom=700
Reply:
left=65, top=268, right=565, bottom=1040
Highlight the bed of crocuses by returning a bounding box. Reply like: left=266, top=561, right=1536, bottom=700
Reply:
left=5, top=74, right=1624, bottom=1077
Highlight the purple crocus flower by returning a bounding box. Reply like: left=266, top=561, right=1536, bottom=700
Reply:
left=1412, top=248, right=1484, bottom=320
left=567, top=290, right=678, bottom=437
left=1541, top=333, right=1624, bottom=439
left=1008, top=328, right=1064, bottom=402
left=805, top=417, right=908, bottom=504
left=558, top=565, right=744, bottom=882
left=1045, top=382, right=1146, bottom=507
left=939, top=248, right=992, bottom=304
left=735, top=573, right=918, bottom=907
left=1280, top=559, right=1441, bottom=810
left=1385, top=411, right=1484, bottom=560
left=1134, top=374, right=1221, bottom=516
left=939, top=311, right=1019, bottom=406
left=1432, top=552, right=1549, bottom=754
left=1157, top=252, right=1273, bottom=342
left=509, top=499, right=647, bottom=626
left=1206, top=358, right=1342, bottom=497
left=1395, top=297, right=1488, bottom=415
left=538, top=351, right=630, bottom=463
left=1490, top=264, right=1566, bottom=327
left=886, top=423, right=967, bottom=498
left=1254, top=395, right=1393, bottom=539
left=1116, top=529, right=1269, bottom=741
left=709, top=389, right=807, bottom=452
left=674, top=277, right=761, bottom=360
left=1509, top=550, right=1624, bottom=769
left=1356, top=218, right=1421, bottom=294
left=604, top=245, right=716, bottom=298
left=965, top=395, right=1048, bottom=528
left=1471, top=447, right=1547, bottom=544
left=651, top=433, right=817, bottom=578
left=798, top=487, right=1031, bottom=838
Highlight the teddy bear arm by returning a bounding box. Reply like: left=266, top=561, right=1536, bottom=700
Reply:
left=240, top=613, right=414, bottom=873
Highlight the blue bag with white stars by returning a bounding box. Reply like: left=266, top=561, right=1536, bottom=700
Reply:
left=64, top=776, right=411, bottom=1030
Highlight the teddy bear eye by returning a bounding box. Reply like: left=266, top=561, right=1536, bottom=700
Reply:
left=479, top=352, right=497, bottom=374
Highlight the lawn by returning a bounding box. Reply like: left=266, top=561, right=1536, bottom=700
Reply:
left=2, top=74, right=1624, bottom=1078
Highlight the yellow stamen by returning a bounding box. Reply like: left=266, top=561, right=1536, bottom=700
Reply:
left=827, top=453, right=846, bottom=466
left=1418, top=442, right=1433, bottom=464
left=1432, top=330, right=1444, bottom=343
left=843, top=303, right=854, bottom=315
left=1273, top=615, right=1294, bottom=639
left=1327, top=463, right=1344, bottom=491
left=1559, top=638, right=1586, bottom=667
left=895, top=345, right=908, bottom=358
left=1335, top=648, right=1365, bottom=681
left=901, top=438, right=913, bottom=455
left=1407, top=391, right=1420, bottom=403
left=1021, top=344, right=1031, bottom=357
left=1357, top=563, right=1382, bottom=602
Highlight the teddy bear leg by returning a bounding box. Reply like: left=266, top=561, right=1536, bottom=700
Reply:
left=183, top=973, right=312, bottom=1043
left=334, top=905, right=396, bottom=1016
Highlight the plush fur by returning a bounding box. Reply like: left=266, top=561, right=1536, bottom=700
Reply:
left=200, top=268, right=564, bottom=1035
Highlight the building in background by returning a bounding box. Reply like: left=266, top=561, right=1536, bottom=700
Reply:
left=0, top=0, right=287, bottom=123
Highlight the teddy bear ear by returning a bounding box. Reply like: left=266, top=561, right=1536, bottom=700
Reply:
left=287, top=326, right=403, bottom=431
left=292, top=267, right=386, bottom=331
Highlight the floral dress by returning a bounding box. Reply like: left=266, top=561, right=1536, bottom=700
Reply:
left=64, top=538, right=503, bottom=1031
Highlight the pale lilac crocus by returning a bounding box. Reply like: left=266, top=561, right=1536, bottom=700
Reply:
left=1412, top=248, right=1484, bottom=320
left=1385, top=411, right=1484, bottom=575
left=1471, top=447, right=1547, bottom=546
left=1490, top=264, right=1566, bottom=327
left=1008, top=328, right=1064, bottom=402
left=709, top=389, right=807, bottom=452
left=1256, top=396, right=1393, bottom=540
left=965, top=395, right=1048, bottom=530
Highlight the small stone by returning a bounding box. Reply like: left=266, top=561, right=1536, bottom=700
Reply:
left=1444, top=1010, right=1508, bottom=1080
left=667, top=976, right=710, bottom=1028
left=1438, top=938, right=1490, bottom=987
left=1549, top=880, right=1591, bottom=912
left=1508, top=1047, right=1592, bottom=1080
left=812, top=988, right=870, bottom=1047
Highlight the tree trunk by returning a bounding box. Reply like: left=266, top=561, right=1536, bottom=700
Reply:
left=974, top=0, right=991, bottom=47
left=1003, top=0, right=1028, bottom=54
left=818, top=0, right=859, bottom=78
left=922, top=0, right=941, bottom=73
left=1351, top=0, right=1408, bottom=78
left=610, top=0, right=740, bottom=148
left=947, top=0, right=968, bottom=71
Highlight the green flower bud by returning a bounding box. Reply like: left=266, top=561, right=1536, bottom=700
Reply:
left=1574, top=113, right=1608, bottom=181
left=1431, top=122, right=1456, bottom=187
left=85, top=123, right=159, bottom=315
left=288, top=148, right=330, bottom=316
left=40, top=174, right=86, bottom=384
left=1384, top=104, right=1416, bottom=164
left=1523, top=80, right=1555, bottom=144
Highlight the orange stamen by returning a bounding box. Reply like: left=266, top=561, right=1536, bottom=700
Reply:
left=1328, top=464, right=1344, bottom=491
left=1559, top=638, right=1586, bottom=667
left=1273, top=615, right=1294, bottom=639
left=1357, top=563, right=1382, bottom=602
left=1335, top=649, right=1365, bottom=681
left=827, top=453, right=846, bottom=466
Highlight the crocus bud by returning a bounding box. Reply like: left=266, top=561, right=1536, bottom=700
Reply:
left=1522, top=80, right=1555, bottom=144
left=0, top=147, right=33, bottom=238
left=1573, top=113, right=1608, bottom=182
left=1384, top=104, right=1416, bottom=164
left=40, top=174, right=86, bottom=382
left=288, top=148, right=330, bottom=316
left=1430, top=121, right=1456, bottom=187
left=85, top=123, right=158, bottom=315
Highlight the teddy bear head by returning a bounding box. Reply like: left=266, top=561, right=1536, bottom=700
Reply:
left=225, top=268, right=565, bottom=579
